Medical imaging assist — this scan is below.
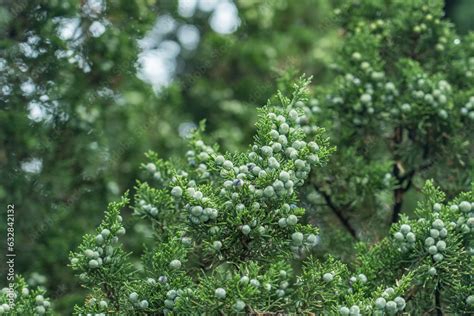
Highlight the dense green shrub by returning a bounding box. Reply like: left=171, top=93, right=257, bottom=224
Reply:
left=70, top=80, right=473, bottom=314
left=0, top=2, right=339, bottom=311
left=1, top=0, right=473, bottom=314
left=299, top=0, right=474, bottom=252
left=0, top=277, right=52, bottom=315
left=0, top=1, right=184, bottom=308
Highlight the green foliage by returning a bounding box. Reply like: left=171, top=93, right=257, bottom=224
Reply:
left=2, top=0, right=474, bottom=314
left=71, top=82, right=474, bottom=314
left=0, top=1, right=340, bottom=311
left=0, top=276, right=52, bottom=314
left=157, top=0, right=341, bottom=151
left=303, top=0, right=474, bottom=248
left=0, top=1, right=184, bottom=309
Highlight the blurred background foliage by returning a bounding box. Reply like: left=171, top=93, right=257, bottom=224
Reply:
left=0, top=0, right=472, bottom=313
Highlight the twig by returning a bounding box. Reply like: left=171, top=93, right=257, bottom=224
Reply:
left=313, top=185, right=358, bottom=240
left=435, top=286, right=443, bottom=316
left=392, top=131, right=434, bottom=223
left=391, top=127, right=405, bottom=223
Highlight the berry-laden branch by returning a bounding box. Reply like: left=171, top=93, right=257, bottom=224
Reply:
left=69, top=78, right=473, bottom=315
left=356, top=181, right=474, bottom=315
left=301, top=0, right=474, bottom=239
left=0, top=276, right=53, bottom=314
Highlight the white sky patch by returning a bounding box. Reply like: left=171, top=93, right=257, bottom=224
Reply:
left=21, top=158, right=43, bottom=174
left=89, top=21, right=106, bottom=37
left=137, top=48, right=177, bottom=92
left=154, top=15, right=177, bottom=35
left=56, top=17, right=82, bottom=41
left=21, top=79, right=36, bottom=96
left=27, top=101, right=49, bottom=122
left=84, top=0, right=106, bottom=17
left=199, top=0, right=219, bottom=12
left=178, top=0, right=197, bottom=18
left=209, top=1, right=240, bottom=34
left=19, top=42, right=39, bottom=58
left=177, top=25, right=200, bottom=50
left=159, top=40, right=181, bottom=58
left=2, top=85, right=12, bottom=95
left=137, top=0, right=240, bottom=91
left=138, top=15, right=177, bottom=51
left=27, top=35, right=40, bottom=45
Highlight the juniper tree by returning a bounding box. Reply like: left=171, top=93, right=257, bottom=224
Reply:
left=300, top=0, right=474, bottom=246
left=0, top=2, right=340, bottom=310
left=3, top=0, right=473, bottom=314
left=70, top=80, right=473, bottom=315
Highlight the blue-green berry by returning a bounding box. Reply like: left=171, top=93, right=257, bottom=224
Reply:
left=291, top=232, right=304, bottom=244
left=263, top=186, right=275, bottom=197
left=433, top=253, right=444, bottom=262
left=385, top=301, right=397, bottom=314
left=430, top=229, right=440, bottom=238
left=241, top=225, right=251, bottom=235
left=250, top=279, right=260, bottom=287
left=428, top=245, right=438, bottom=255
left=459, top=201, right=472, bottom=212
left=406, top=232, right=416, bottom=242
left=169, top=259, right=182, bottom=269
left=375, top=297, right=386, bottom=309
left=240, top=276, right=249, bottom=284
left=129, top=292, right=138, bottom=302
left=432, top=219, right=444, bottom=230
left=339, top=307, right=350, bottom=315
left=400, top=224, right=411, bottom=234
left=88, top=259, right=99, bottom=268
left=394, top=232, right=404, bottom=241
left=358, top=274, right=367, bottom=283
left=323, top=272, right=334, bottom=282
left=436, top=240, right=446, bottom=251
left=164, top=299, right=174, bottom=308
left=233, top=300, right=245, bottom=311
left=394, top=296, right=405, bottom=309
left=349, top=305, right=360, bottom=315
left=213, top=241, right=222, bottom=251
left=425, top=237, right=435, bottom=246
left=171, top=186, right=183, bottom=197
left=286, top=215, right=298, bottom=226
left=101, top=229, right=110, bottom=237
